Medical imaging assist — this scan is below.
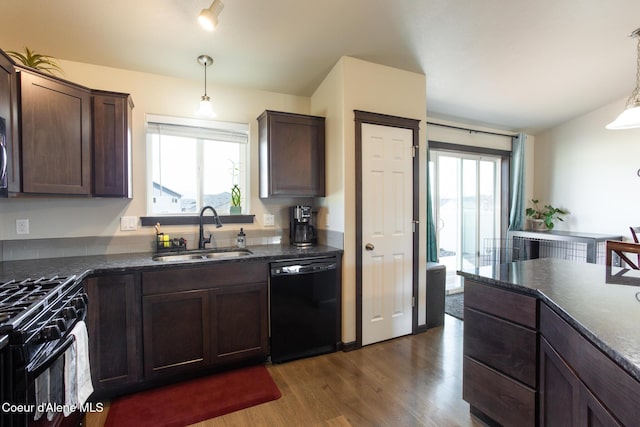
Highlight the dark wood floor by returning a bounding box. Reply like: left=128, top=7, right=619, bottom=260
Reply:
left=87, top=315, right=483, bottom=426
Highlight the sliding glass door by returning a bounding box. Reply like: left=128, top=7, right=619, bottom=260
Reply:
left=430, top=150, right=501, bottom=292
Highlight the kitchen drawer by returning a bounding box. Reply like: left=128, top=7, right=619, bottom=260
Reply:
left=463, top=356, right=536, bottom=427
left=464, top=307, right=537, bottom=387
left=540, top=303, right=640, bottom=427
left=464, top=279, right=537, bottom=328
left=142, top=261, right=268, bottom=295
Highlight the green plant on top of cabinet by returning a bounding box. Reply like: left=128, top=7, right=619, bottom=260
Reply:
left=6, top=47, right=63, bottom=75
left=258, top=110, right=325, bottom=198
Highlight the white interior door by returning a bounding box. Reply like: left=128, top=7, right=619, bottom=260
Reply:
left=361, top=123, right=413, bottom=346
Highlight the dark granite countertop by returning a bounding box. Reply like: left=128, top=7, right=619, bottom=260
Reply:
left=458, top=258, right=640, bottom=383
left=0, top=244, right=343, bottom=283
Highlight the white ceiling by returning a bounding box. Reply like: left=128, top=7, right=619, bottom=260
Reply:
left=1, top=0, right=640, bottom=133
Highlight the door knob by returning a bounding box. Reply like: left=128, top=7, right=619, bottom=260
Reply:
left=365, top=243, right=375, bottom=251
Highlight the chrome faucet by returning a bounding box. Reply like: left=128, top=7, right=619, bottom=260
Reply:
left=198, top=205, right=222, bottom=249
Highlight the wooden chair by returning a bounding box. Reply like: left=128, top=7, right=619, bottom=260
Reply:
left=605, top=240, right=640, bottom=270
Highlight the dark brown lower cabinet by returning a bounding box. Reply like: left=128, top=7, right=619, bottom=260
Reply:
left=143, top=290, right=211, bottom=378
left=462, top=277, right=640, bottom=426
left=540, top=337, right=621, bottom=427
left=211, top=282, right=268, bottom=364
left=142, top=262, right=269, bottom=380
left=462, top=279, right=537, bottom=427
left=86, top=262, right=269, bottom=398
left=84, top=273, right=141, bottom=397
left=540, top=304, right=637, bottom=427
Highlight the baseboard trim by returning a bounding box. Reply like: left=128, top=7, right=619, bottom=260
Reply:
left=342, top=341, right=358, bottom=352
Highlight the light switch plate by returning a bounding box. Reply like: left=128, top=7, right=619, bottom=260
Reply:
left=120, top=216, right=138, bottom=231
left=263, top=214, right=275, bottom=227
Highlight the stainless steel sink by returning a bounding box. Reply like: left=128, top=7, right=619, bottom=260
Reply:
left=152, top=248, right=252, bottom=262
left=203, top=250, right=253, bottom=259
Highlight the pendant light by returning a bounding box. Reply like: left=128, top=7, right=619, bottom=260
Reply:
left=198, top=0, right=224, bottom=31
left=196, top=55, right=216, bottom=118
left=607, top=27, right=640, bottom=130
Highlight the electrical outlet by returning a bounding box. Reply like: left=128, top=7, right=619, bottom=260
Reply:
left=120, top=216, right=138, bottom=231
left=16, top=219, right=29, bottom=235
left=263, top=214, right=275, bottom=227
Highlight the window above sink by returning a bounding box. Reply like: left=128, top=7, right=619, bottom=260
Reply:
left=146, top=114, right=249, bottom=216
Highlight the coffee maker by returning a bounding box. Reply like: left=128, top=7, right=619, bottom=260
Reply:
left=290, top=205, right=317, bottom=247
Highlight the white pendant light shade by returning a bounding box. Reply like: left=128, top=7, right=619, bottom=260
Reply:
left=198, top=0, right=224, bottom=31
left=607, top=27, right=640, bottom=130
left=198, top=95, right=216, bottom=118
left=606, top=104, right=640, bottom=129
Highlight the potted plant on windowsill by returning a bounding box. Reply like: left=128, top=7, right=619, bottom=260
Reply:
left=230, top=184, right=241, bottom=214
left=525, top=199, right=568, bottom=231
left=229, top=160, right=242, bottom=214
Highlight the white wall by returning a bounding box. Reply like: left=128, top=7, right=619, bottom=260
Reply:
left=311, top=56, right=427, bottom=344
left=534, top=97, right=640, bottom=237
left=0, top=59, right=310, bottom=241
left=311, top=60, right=345, bottom=233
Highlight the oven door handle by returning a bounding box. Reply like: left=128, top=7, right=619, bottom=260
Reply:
left=26, top=335, right=75, bottom=379
left=1, top=139, right=7, bottom=182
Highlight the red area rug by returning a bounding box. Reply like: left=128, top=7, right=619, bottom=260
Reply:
left=104, top=365, right=281, bottom=427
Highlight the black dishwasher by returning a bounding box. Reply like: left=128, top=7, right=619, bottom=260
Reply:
left=270, top=256, right=339, bottom=363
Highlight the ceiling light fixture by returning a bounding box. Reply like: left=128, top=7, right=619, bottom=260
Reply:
left=198, top=0, right=224, bottom=31
left=196, top=55, right=216, bottom=118
left=607, top=27, right=640, bottom=130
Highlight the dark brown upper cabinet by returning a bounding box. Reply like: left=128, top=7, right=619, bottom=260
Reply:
left=18, top=67, right=92, bottom=195
left=92, top=91, right=134, bottom=198
left=7, top=58, right=134, bottom=198
left=258, top=110, right=325, bottom=198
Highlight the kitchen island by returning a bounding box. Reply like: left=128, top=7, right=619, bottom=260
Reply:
left=458, top=258, right=640, bottom=426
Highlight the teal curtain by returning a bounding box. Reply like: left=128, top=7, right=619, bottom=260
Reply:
left=508, top=133, right=526, bottom=231
left=426, top=149, right=438, bottom=262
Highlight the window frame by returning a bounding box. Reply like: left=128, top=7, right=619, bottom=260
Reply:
left=141, top=114, right=254, bottom=226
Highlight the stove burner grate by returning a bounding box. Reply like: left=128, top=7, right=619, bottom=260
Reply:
left=0, top=276, right=75, bottom=332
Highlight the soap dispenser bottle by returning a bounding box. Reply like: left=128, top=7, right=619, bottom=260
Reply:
left=237, top=228, right=246, bottom=248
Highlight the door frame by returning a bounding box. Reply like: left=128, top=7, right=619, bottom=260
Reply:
left=354, top=110, right=420, bottom=348
left=428, top=141, right=511, bottom=244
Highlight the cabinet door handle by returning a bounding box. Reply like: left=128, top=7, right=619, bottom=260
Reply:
left=365, top=243, right=375, bottom=251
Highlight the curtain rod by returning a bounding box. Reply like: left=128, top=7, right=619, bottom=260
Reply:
left=426, top=121, right=517, bottom=138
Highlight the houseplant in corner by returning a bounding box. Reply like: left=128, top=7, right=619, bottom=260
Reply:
left=525, top=199, right=568, bottom=231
